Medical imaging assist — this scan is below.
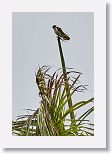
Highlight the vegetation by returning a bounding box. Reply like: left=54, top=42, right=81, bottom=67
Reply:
left=12, top=35, right=94, bottom=136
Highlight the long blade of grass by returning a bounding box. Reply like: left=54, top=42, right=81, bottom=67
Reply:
left=56, top=97, right=94, bottom=126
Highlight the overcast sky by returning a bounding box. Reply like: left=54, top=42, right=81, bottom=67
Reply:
left=12, top=12, right=94, bottom=120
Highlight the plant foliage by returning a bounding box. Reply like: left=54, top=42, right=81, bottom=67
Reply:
left=12, top=66, right=94, bottom=136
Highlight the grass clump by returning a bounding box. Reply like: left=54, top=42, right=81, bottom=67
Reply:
left=12, top=30, right=94, bottom=136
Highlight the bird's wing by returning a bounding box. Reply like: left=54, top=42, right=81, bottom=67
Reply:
left=57, top=27, right=70, bottom=40
left=57, top=27, right=66, bottom=35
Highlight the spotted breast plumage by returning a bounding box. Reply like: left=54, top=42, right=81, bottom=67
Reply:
left=52, top=25, right=70, bottom=41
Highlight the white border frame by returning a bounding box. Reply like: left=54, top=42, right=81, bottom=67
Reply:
left=0, top=0, right=106, bottom=148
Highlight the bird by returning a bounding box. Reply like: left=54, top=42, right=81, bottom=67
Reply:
left=52, top=25, right=70, bottom=41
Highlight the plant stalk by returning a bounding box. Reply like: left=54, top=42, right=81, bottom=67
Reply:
left=57, top=36, right=75, bottom=121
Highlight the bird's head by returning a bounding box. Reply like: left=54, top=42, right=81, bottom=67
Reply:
left=52, top=25, right=57, bottom=29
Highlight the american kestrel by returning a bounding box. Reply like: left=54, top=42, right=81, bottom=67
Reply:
left=52, top=25, right=70, bottom=41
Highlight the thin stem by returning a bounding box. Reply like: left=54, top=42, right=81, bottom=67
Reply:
left=57, top=36, right=75, bottom=121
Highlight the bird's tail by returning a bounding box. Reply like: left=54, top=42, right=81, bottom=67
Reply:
left=63, top=35, right=70, bottom=40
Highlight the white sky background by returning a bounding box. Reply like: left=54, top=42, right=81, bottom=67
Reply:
left=12, top=12, right=94, bottom=121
